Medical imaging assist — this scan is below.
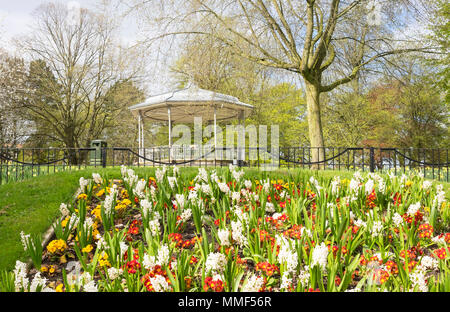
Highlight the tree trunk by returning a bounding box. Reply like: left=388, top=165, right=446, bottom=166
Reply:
left=305, top=81, right=325, bottom=169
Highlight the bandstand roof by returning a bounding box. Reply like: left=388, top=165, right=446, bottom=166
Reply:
left=128, top=86, right=254, bottom=123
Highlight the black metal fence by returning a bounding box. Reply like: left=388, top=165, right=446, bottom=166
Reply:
left=0, top=146, right=448, bottom=184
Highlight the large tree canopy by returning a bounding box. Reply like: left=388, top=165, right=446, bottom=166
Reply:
left=128, top=0, right=435, bottom=163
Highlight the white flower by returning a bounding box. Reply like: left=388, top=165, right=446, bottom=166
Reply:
left=231, top=191, right=241, bottom=202
left=262, top=179, right=270, bottom=193
left=422, top=180, right=432, bottom=191
left=431, top=235, right=446, bottom=245
left=265, top=202, right=275, bottom=213
left=365, top=179, right=374, bottom=195
left=149, top=218, right=160, bottom=236
left=392, top=213, right=403, bottom=227
left=433, top=185, right=445, bottom=210
left=420, top=255, right=438, bottom=271
left=242, top=274, right=264, bottom=292
left=119, top=242, right=128, bottom=257
left=218, top=182, right=230, bottom=194
left=407, top=202, right=421, bottom=217
left=298, top=267, right=310, bottom=288
left=83, top=280, right=98, bottom=292
left=354, top=219, right=367, bottom=228
left=92, top=173, right=103, bottom=184
left=79, top=177, right=89, bottom=192
left=155, top=166, right=167, bottom=183
left=168, top=176, right=177, bottom=189
left=173, top=166, right=179, bottom=176
left=150, top=274, right=170, bottom=292
left=156, top=244, right=170, bottom=266
left=371, top=221, right=383, bottom=237
left=244, top=180, right=252, bottom=189
left=143, top=254, right=156, bottom=271
left=177, top=209, right=192, bottom=225
left=409, top=270, right=428, bottom=292
left=30, top=272, right=47, bottom=292
left=134, top=179, right=147, bottom=198
left=311, top=242, right=328, bottom=271
left=218, top=229, right=230, bottom=247
left=195, top=168, right=208, bottom=183
left=20, top=231, right=31, bottom=251
left=173, top=193, right=185, bottom=209
left=205, top=252, right=227, bottom=274
left=201, top=183, right=212, bottom=195
left=277, top=238, right=298, bottom=273
left=349, top=178, right=360, bottom=193
left=107, top=267, right=121, bottom=280
left=13, top=261, right=29, bottom=292
left=280, top=272, right=292, bottom=290
left=232, top=168, right=245, bottom=182
left=140, top=199, right=152, bottom=219
left=59, top=203, right=70, bottom=217
left=231, top=220, right=248, bottom=247
left=331, top=176, right=340, bottom=195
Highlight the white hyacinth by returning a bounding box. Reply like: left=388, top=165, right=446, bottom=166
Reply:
left=311, top=242, right=328, bottom=271
left=79, top=177, right=89, bottom=192
left=277, top=238, right=298, bottom=273
left=265, top=202, right=275, bottom=213
left=280, top=272, right=292, bottom=290
left=59, top=203, right=70, bottom=217
left=244, top=180, right=252, bottom=189
left=143, top=254, right=156, bottom=271
left=107, top=267, right=122, bottom=280
left=218, top=229, right=230, bottom=247
left=92, top=173, right=103, bottom=184
left=392, top=213, right=403, bottom=227
left=422, top=180, right=432, bottom=191
left=13, top=260, right=29, bottom=291
left=205, top=252, right=227, bottom=274
left=29, top=272, right=47, bottom=292
left=167, top=176, right=177, bottom=189
left=150, top=274, right=170, bottom=292
left=134, top=179, right=147, bottom=199
left=371, top=221, right=383, bottom=237
left=298, top=266, right=310, bottom=288
left=231, top=220, right=248, bottom=247
left=140, top=199, right=152, bottom=219
left=331, top=176, right=340, bottom=195
left=177, top=209, right=192, bottom=225
left=407, top=202, right=421, bottom=217
left=365, top=179, right=374, bottom=195
left=156, top=244, right=170, bottom=266
left=419, top=255, right=438, bottom=271
left=242, top=274, right=264, bottom=292
left=149, top=218, right=160, bottom=236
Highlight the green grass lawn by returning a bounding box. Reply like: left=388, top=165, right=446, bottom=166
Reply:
left=0, top=166, right=448, bottom=271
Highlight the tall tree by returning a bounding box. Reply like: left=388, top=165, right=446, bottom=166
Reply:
left=129, top=0, right=433, bottom=163
left=17, top=2, right=143, bottom=155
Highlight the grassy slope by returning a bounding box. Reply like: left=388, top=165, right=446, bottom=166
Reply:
left=0, top=167, right=448, bottom=271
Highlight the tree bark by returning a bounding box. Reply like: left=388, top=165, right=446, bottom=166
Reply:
left=305, top=81, right=325, bottom=168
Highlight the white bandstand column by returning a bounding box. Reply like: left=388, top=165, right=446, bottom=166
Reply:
left=168, top=106, right=172, bottom=162
left=138, top=113, right=141, bottom=154
left=214, top=106, right=217, bottom=160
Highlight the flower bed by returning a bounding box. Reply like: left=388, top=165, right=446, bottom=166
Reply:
left=4, top=165, right=449, bottom=292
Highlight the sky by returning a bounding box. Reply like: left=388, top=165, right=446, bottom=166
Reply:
left=0, top=0, right=142, bottom=50
left=0, top=0, right=433, bottom=95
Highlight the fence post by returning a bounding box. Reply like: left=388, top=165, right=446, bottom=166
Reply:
left=102, top=147, right=107, bottom=168
left=369, top=147, right=375, bottom=173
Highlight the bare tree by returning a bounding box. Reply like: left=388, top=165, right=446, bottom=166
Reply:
left=16, top=1, right=144, bottom=157
left=127, top=0, right=434, bottom=163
